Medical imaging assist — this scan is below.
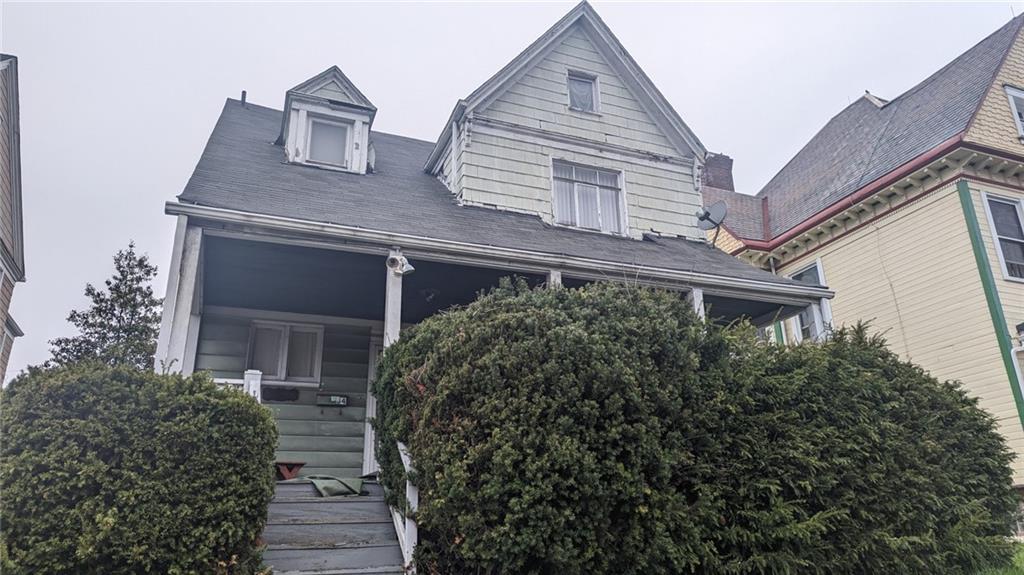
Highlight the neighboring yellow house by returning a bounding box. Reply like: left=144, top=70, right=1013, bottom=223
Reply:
left=706, top=15, right=1024, bottom=484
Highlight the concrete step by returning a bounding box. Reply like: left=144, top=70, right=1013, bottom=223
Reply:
left=290, top=466, right=363, bottom=479
left=276, top=420, right=364, bottom=437
left=274, top=482, right=384, bottom=499
left=277, top=435, right=364, bottom=452
left=263, top=521, right=395, bottom=548
left=270, top=405, right=367, bottom=422
left=274, top=451, right=363, bottom=470
left=268, top=500, right=391, bottom=525
left=263, top=545, right=403, bottom=574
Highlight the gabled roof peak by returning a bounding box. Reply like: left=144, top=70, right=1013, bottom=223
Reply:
left=287, top=65, right=376, bottom=112
left=425, top=0, right=706, bottom=171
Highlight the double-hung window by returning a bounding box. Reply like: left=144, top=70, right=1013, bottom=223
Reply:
left=307, top=117, right=351, bottom=168
left=247, top=321, right=324, bottom=384
left=552, top=161, right=623, bottom=234
left=789, top=263, right=828, bottom=342
left=986, top=195, right=1024, bottom=280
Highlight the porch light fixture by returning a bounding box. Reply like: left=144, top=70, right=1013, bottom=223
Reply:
left=387, top=253, right=415, bottom=276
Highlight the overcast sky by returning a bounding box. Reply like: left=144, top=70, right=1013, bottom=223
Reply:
left=2, top=1, right=1022, bottom=380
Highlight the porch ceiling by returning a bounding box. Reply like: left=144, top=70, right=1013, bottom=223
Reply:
left=202, top=236, right=546, bottom=324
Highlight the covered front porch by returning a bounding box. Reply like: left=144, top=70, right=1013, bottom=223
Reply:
left=156, top=219, right=831, bottom=477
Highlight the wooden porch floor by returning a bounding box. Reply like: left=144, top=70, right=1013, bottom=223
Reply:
left=263, top=481, right=404, bottom=574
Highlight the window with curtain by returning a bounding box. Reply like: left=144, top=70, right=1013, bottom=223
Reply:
left=308, top=118, right=350, bottom=167
left=552, top=161, right=623, bottom=234
left=568, top=72, right=597, bottom=112
left=988, top=196, right=1024, bottom=279
left=247, top=322, right=324, bottom=383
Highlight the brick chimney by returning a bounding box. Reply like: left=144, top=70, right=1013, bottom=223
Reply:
left=704, top=153, right=735, bottom=192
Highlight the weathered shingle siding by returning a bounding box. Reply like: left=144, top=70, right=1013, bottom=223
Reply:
left=461, top=26, right=703, bottom=239
left=967, top=23, right=1024, bottom=154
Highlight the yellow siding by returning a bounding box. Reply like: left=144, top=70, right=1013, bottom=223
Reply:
left=971, top=180, right=1024, bottom=479
left=966, top=23, right=1024, bottom=153
left=779, top=183, right=1024, bottom=482
left=709, top=227, right=745, bottom=254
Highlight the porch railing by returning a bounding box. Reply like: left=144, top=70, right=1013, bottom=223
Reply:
left=214, top=370, right=262, bottom=403
left=389, top=441, right=418, bottom=572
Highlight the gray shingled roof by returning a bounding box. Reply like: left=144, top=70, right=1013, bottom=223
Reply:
left=702, top=186, right=764, bottom=241
left=179, top=100, right=798, bottom=286
left=729, top=16, right=1022, bottom=240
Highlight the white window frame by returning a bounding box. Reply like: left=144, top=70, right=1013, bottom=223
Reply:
left=1005, top=85, right=1024, bottom=140
left=787, top=259, right=831, bottom=343
left=566, top=70, right=600, bottom=114
left=246, top=320, right=325, bottom=386
left=550, top=159, right=627, bottom=236
left=981, top=191, right=1024, bottom=283
left=305, top=115, right=353, bottom=169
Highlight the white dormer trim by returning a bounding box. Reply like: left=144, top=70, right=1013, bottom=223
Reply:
left=278, top=66, right=376, bottom=174
left=284, top=102, right=369, bottom=173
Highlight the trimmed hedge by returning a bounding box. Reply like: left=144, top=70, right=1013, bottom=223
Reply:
left=0, top=364, right=278, bottom=574
left=374, top=280, right=1019, bottom=575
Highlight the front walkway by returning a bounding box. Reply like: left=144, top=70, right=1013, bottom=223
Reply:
left=262, top=481, right=404, bottom=574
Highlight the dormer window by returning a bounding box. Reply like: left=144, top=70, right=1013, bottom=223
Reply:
left=308, top=117, right=352, bottom=168
left=277, top=66, right=377, bottom=174
left=567, top=71, right=598, bottom=113
left=1006, top=86, right=1024, bottom=140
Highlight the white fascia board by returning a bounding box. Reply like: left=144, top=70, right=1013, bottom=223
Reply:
left=166, top=201, right=834, bottom=304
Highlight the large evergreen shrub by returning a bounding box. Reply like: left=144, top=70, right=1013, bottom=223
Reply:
left=0, top=364, right=278, bottom=574
left=374, top=281, right=1019, bottom=575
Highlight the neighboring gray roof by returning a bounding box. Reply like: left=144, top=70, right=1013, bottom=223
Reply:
left=179, top=100, right=797, bottom=287
left=736, top=16, right=1023, bottom=240
left=702, top=186, right=764, bottom=241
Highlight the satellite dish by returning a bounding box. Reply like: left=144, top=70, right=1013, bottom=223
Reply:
left=696, top=200, right=728, bottom=231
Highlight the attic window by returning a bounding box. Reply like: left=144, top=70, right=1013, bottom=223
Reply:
left=1005, top=86, right=1024, bottom=140
left=307, top=117, right=351, bottom=168
left=567, top=71, right=598, bottom=113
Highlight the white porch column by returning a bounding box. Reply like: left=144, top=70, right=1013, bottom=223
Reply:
left=547, top=269, right=562, bottom=288
left=383, top=249, right=408, bottom=348
left=155, top=215, right=186, bottom=370
left=689, top=287, right=705, bottom=320
left=157, top=224, right=203, bottom=373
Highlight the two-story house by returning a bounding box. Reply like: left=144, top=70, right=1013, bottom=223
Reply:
left=708, top=15, right=1024, bottom=486
left=0, top=54, right=26, bottom=378
left=155, top=3, right=832, bottom=571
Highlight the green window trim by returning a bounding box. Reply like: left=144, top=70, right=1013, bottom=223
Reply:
left=957, top=179, right=1024, bottom=430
